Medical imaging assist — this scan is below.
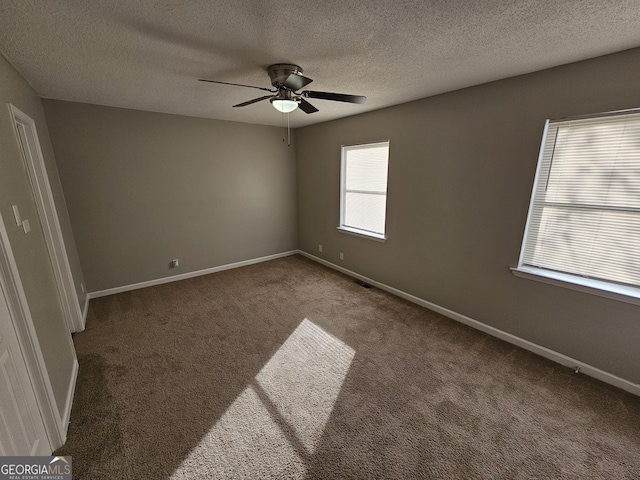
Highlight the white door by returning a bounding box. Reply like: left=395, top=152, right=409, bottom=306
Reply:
left=0, top=282, right=51, bottom=456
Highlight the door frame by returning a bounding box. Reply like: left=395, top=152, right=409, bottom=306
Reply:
left=8, top=104, right=84, bottom=333
left=0, top=211, right=65, bottom=449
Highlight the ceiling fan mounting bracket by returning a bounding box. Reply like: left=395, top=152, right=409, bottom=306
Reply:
left=267, top=63, right=304, bottom=88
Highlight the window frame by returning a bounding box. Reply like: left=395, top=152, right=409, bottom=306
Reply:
left=338, top=141, right=390, bottom=242
left=513, top=110, right=640, bottom=306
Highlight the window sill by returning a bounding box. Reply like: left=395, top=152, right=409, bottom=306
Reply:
left=511, top=266, right=640, bottom=306
left=337, top=226, right=387, bottom=243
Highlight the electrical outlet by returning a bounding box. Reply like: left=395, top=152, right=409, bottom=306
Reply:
left=340, top=252, right=344, bottom=260
left=319, top=244, right=323, bottom=252
left=170, top=259, right=179, bottom=268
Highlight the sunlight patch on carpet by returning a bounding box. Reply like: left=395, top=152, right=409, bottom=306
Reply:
left=170, top=385, right=305, bottom=479
left=256, top=318, right=355, bottom=453
left=170, top=318, right=354, bottom=478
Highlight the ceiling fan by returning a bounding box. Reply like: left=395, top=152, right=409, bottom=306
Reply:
left=199, top=63, right=366, bottom=114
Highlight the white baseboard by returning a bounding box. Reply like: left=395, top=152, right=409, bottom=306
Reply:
left=61, top=358, right=78, bottom=444
left=298, top=250, right=640, bottom=397
left=88, top=250, right=299, bottom=299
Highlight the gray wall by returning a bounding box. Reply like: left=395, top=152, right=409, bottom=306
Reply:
left=0, top=54, right=81, bottom=417
left=296, top=48, right=640, bottom=385
left=43, top=101, right=298, bottom=292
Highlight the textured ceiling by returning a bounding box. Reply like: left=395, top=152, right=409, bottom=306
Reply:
left=1, top=1, right=639, bottom=128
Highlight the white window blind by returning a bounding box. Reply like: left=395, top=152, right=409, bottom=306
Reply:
left=340, top=142, right=389, bottom=238
left=518, top=111, right=640, bottom=295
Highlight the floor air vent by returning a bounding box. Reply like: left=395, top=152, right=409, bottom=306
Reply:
left=354, top=279, right=373, bottom=289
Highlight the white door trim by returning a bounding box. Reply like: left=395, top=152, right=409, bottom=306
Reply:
left=8, top=104, right=84, bottom=332
left=0, top=211, right=65, bottom=449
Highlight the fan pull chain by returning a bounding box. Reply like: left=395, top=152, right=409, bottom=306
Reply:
left=280, top=110, right=291, bottom=147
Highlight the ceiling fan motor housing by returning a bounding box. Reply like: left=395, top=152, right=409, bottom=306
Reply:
left=267, top=63, right=304, bottom=88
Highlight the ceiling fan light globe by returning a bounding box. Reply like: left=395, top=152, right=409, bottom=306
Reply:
left=271, top=99, right=298, bottom=113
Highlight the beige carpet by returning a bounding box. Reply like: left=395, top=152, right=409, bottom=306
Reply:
left=57, top=255, right=640, bottom=479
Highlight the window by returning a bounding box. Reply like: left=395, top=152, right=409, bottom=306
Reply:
left=514, top=110, right=640, bottom=304
left=339, top=141, right=390, bottom=240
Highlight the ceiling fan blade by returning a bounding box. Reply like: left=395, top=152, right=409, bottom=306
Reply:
left=199, top=78, right=275, bottom=93
left=283, top=73, right=313, bottom=91
left=233, top=95, right=273, bottom=107
left=302, top=91, right=366, bottom=104
left=298, top=98, right=318, bottom=113
left=298, top=98, right=319, bottom=114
